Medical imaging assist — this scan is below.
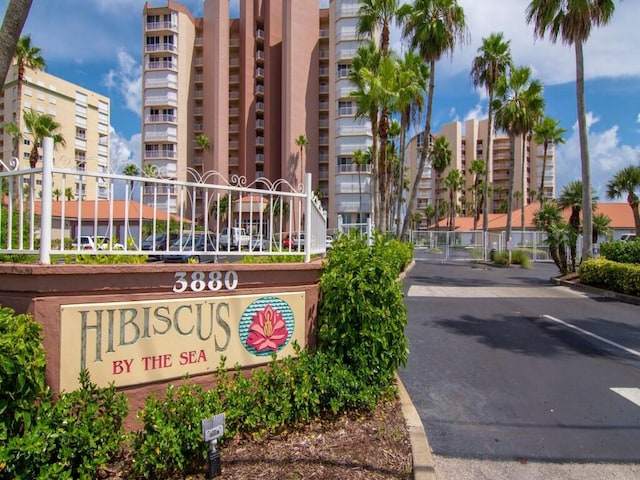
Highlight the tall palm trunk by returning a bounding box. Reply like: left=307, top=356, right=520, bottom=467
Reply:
left=483, top=89, right=494, bottom=233
left=576, top=40, right=593, bottom=260
left=378, top=106, right=390, bottom=233
left=401, top=58, right=435, bottom=239
left=0, top=0, right=32, bottom=86
left=395, top=110, right=409, bottom=237
left=521, top=133, right=527, bottom=234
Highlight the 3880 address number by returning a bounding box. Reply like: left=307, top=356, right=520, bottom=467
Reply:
left=173, top=271, right=239, bottom=293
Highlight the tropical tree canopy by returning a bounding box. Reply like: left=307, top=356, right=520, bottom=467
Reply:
left=22, top=109, right=65, bottom=168
left=606, top=165, right=640, bottom=237
left=526, top=0, right=617, bottom=260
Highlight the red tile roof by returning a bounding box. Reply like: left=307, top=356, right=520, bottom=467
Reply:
left=434, top=202, right=635, bottom=231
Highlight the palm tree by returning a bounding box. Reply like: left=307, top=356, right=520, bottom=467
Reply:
left=353, top=148, right=367, bottom=218
left=350, top=43, right=382, bottom=224
left=398, top=0, right=469, bottom=240
left=492, top=66, right=544, bottom=244
left=534, top=201, right=569, bottom=275
left=64, top=187, right=74, bottom=201
left=294, top=134, right=309, bottom=185
left=592, top=212, right=612, bottom=245
left=532, top=116, right=566, bottom=205
left=393, top=50, right=429, bottom=237
left=357, top=0, right=400, bottom=57
left=526, top=0, right=617, bottom=260
left=444, top=168, right=464, bottom=231
left=470, top=32, right=513, bottom=235
left=558, top=180, right=597, bottom=272
left=0, top=0, right=33, bottom=87
left=52, top=188, right=61, bottom=201
left=469, top=158, right=485, bottom=230
left=606, top=165, right=640, bottom=237
left=424, top=203, right=436, bottom=230
left=430, top=135, right=452, bottom=232
left=12, top=35, right=45, bottom=161
left=352, top=52, right=399, bottom=232
left=122, top=163, right=140, bottom=193
left=23, top=109, right=65, bottom=168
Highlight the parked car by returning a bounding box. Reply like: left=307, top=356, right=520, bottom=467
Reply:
left=141, top=232, right=180, bottom=251
left=620, top=233, right=637, bottom=242
left=141, top=232, right=179, bottom=261
left=219, top=227, right=250, bottom=250
left=163, top=233, right=218, bottom=263
left=72, top=235, right=123, bottom=250
left=248, top=236, right=270, bottom=252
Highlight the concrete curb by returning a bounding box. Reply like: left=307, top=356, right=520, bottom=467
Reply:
left=551, top=276, right=640, bottom=306
left=396, top=374, right=436, bottom=480
left=398, top=259, right=436, bottom=479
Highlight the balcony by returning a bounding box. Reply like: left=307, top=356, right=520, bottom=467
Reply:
left=319, top=67, right=329, bottom=77
left=255, top=84, right=265, bottom=96
left=256, top=153, right=264, bottom=163
left=256, top=28, right=264, bottom=40
left=256, top=50, right=265, bottom=62
left=145, top=113, right=177, bottom=124
left=256, top=136, right=264, bottom=146
left=319, top=101, right=329, bottom=111
left=229, top=107, right=239, bottom=117
left=146, top=60, right=177, bottom=71
left=256, top=67, right=265, bottom=78
left=230, top=37, right=240, bottom=48
left=256, top=118, right=264, bottom=130
left=256, top=101, right=265, bottom=112
left=145, top=42, right=177, bottom=53
left=144, top=150, right=176, bottom=160
left=145, top=21, right=177, bottom=32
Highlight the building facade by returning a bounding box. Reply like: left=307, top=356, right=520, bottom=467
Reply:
left=406, top=118, right=556, bottom=227
left=1, top=64, right=110, bottom=200
left=141, top=0, right=372, bottom=229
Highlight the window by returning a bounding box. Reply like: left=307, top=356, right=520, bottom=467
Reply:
left=338, top=100, right=353, bottom=116
left=337, top=63, right=351, bottom=79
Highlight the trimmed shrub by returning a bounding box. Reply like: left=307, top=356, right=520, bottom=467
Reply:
left=599, top=240, right=640, bottom=264
left=318, top=231, right=409, bottom=388
left=0, top=307, right=47, bottom=442
left=492, top=249, right=531, bottom=268
left=579, top=259, right=640, bottom=297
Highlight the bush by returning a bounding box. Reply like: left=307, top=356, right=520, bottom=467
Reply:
left=492, top=249, right=531, bottom=268
left=1, top=370, right=129, bottom=479
left=579, top=259, right=640, bottom=297
left=318, top=231, right=409, bottom=388
left=599, top=240, right=640, bottom=264
left=0, top=306, right=47, bottom=442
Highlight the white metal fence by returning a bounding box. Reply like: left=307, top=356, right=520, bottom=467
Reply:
left=1, top=137, right=327, bottom=264
left=409, top=229, right=556, bottom=263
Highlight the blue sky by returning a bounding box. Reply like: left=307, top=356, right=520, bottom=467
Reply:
left=2, top=0, right=639, bottom=200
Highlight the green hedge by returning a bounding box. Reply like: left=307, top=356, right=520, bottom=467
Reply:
left=599, top=240, right=640, bottom=264
left=579, top=259, right=640, bottom=297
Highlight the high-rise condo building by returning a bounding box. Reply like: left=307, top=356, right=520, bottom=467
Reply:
left=141, top=0, right=373, bottom=229
left=405, top=118, right=556, bottom=225
left=1, top=64, right=111, bottom=200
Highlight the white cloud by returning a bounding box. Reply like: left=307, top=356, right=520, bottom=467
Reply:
left=463, top=103, right=486, bottom=122
left=109, top=128, right=141, bottom=174
left=104, top=49, right=142, bottom=116
left=429, top=0, right=640, bottom=86
left=555, top=114, right=640, bottom=199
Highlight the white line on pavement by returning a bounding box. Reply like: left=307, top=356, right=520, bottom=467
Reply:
left=610, top=388, right=640, bottom=407
left=542, top=314, right=640, bottom=359
left=407, top=285, right=588, bottom=298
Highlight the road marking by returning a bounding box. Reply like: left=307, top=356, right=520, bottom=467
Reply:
left=611, top=388, right=640, bottom=407
left=407, top=285, right=588, bottom=298
left=542, top=315, right=640, bottom=359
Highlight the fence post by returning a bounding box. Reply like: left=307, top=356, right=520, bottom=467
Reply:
left=39, top=137, right=53, bottom=265
left=304, top=173, right=312, bottom=263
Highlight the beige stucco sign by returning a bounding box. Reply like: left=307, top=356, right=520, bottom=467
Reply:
left=59, top=292, right=305, bottom=391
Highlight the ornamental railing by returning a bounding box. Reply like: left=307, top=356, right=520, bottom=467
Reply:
left=0, top=137, right=327, bottom=264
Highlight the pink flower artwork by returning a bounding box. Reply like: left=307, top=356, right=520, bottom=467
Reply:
left=246, top=304, right=289, bottom=352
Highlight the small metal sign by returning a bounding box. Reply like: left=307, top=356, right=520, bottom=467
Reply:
left=202, top=413, right=225, bottom=446
left=202, top=413, right=225, bottom=479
